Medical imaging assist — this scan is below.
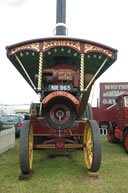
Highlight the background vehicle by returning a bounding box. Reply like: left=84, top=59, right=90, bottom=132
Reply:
left=93, top=82, right=128, bottom=128
left=106, top=92, right=128, bottom=153
left=0, top=115, right=14, bottom=131
left=0, top=114, right=23, bottom=137
left=93, top=83, right=128, bottom=153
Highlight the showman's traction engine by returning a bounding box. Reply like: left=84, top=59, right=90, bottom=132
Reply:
left=6, top=0, right=118, bottom=177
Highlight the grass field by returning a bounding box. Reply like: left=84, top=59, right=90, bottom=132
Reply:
left=0, top=136, right=128, bottom=193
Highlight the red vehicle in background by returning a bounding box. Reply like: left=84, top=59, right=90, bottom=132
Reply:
left=93, top=82, right=128, bottom=153
left=107, top=92, right=128, bottom=153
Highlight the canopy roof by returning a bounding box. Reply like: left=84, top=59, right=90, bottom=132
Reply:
left=6, top=37, right=118, bottom=93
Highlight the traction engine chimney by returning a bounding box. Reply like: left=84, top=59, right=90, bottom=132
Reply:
left=56, top=0, right=66, bottom=35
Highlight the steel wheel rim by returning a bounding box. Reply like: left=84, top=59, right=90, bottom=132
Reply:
left=83, top=122, right=93, bottom=169
left=29, top=124, right=33, bottom=170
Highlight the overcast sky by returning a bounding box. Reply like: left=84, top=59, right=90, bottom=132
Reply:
left=0, top=0, right=128, bottom=105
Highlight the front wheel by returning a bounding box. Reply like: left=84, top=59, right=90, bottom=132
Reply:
left=83, top=120, right=102, bottom=172
left=19, top=120, right=33, bottom=174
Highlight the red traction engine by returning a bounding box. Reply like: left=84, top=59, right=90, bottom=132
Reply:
left=6, top=37, right=117, bottom=175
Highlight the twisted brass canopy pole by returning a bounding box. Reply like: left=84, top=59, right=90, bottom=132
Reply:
left=38, top=52, right=43, bottom=91
left=80, top=53, right=85, bottom=92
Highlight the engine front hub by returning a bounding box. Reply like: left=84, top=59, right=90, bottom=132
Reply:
left=45, top=98, right=76, bottom=130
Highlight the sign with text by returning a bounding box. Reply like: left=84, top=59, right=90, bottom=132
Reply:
left=100, top=83, right=128, bottom=108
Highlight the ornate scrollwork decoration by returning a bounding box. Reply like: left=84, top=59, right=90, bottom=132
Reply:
left=84, top=44, right=112, bottom=58
left=10, top=43, right=40, bottom=55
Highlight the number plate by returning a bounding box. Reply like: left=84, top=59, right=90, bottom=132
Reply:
left=49, top=85, right=72, bottom=91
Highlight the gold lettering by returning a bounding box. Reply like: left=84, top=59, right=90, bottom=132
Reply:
left=43, top=40, right=80, bottom=51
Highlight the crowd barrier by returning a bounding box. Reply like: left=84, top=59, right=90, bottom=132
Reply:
left=0, top=127, right=15, bottom=154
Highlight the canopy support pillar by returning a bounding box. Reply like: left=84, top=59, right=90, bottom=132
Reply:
left=37, top=52, right=43, bottom=92
left=80, top=53, right=85, bottom=92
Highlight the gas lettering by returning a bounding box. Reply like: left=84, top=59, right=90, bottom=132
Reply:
left=102, top=98, right=116, bottom=105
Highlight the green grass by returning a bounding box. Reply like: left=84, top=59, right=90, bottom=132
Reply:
left=0, top=136, right=128, bottom=193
